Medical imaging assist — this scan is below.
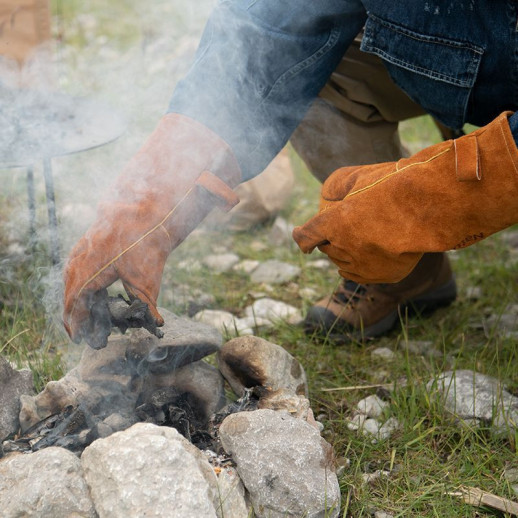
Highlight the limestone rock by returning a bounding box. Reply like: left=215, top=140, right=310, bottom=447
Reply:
left=268, top=217, right=295, bottom=247
left=371, top=347, right=395, bottom=360
left=193, top=309, right=254, bottom=337
left=250, top=260, right=301, bottom=285
left=218, top=336, right=308, bottom=397
left=429, top=370, right=518, bottom=432
left=233, top=259, right=260, bottom=274
left=19, top=337, right=140, bottom=433
left=203, top=253, right=240, bottom=273
left=357, top=395, right=389, bottom=418
left=130, top=307, right=223, bottom=373
left=244, top=298, right=303, bottom=325
left=0, top=447, right=95, bottom=517
left=215, top=465, right=250, bottom=518
left=219, top=410, right=340, bottom=518
left=257, top=387, right=311, bottom=420
left=0, top=356, right=34, bottom=440
left=19, top=367, right=89, bottom=432
left=82, top=423, right=219, bottom=518
left=485, top=305, right=518, bottom=339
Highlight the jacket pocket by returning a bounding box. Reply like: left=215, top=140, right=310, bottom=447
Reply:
left=361, top=13, right=484, bottom=129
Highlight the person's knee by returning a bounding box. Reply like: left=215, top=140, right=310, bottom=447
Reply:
left=291, top=99, right=405, bottom=183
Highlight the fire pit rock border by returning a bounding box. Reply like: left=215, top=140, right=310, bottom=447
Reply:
left=1, top=312, right=340, bottom=517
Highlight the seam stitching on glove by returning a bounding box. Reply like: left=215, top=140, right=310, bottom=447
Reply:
left=342, top=147, right=450, bottom=200
left=69, top=185, right=195, bottom=322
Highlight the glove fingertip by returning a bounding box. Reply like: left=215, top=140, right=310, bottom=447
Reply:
left=292, top=225, right=323, bottom=253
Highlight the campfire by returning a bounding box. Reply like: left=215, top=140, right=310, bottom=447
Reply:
left=1, top=308, right=341, bottom=517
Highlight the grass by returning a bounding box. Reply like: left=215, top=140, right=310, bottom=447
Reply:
left=1, top=1, right=518, bottom=515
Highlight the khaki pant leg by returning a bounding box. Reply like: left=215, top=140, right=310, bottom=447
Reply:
left=291, top=35, right=426, bottom=183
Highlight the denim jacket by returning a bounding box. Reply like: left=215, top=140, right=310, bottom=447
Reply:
left=169, top=0, right=518, bottom=180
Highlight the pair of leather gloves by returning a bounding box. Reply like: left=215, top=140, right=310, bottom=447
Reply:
left=63, top=111, right=518, bottom=348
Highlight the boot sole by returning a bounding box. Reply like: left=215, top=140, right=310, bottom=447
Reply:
left=306, top=276, right=457, bottom=342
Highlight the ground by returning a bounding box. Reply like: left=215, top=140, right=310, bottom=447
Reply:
left=1, top=1, right=518, bottom=516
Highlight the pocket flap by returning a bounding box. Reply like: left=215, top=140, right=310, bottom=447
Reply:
left=361, top=14, right=483, bottom=88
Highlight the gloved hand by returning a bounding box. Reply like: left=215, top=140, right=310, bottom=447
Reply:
left=63, top=114, right=241, bottom=348
left=293, top=112, right=518, bottom=284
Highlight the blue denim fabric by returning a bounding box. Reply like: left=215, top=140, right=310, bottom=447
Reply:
left=169, top=0, right=518, bottom=180
left=509, top=112, right=518, bottom=145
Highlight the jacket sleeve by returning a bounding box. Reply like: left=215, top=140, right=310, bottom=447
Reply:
left=168, top=0, right=367, bottom=180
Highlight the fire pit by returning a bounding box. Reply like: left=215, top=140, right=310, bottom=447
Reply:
left=1, top=309, right=341, bottom=517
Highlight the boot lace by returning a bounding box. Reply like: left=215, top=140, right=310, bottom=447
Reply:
left=332, top=280, right=374, bottom=308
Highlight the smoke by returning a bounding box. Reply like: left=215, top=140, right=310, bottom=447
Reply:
left=0, top=0, right=216, bottom=360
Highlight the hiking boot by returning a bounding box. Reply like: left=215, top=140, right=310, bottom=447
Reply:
left=305, top=252, right=457, bottom=340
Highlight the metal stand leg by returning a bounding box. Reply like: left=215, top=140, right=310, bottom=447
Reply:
left=42, top=158, right=61, bottom=265
left=26, top=166, right=37, bottom=251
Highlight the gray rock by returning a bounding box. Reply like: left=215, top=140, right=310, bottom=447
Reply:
left=429, top=370, right=518, bottom=431
left=79, top=334, right=134, bottom=386
left=378, top=417, right=400, bottom=440
left=362, top=418, right=382, bottom=436
left=218, top=336, right=308, bottom=397
left=362, top=470, right=391, bottom=484
left=371, top=347, right=395, bottom=360
left=82, top=423, right=219, bottom=518
left=250, top=260, right=301, bottom=284
left=485, top=305, right=518, bottom=338
left=130, top=307, right=223, bottom=373
left=233, top=259, right=260, bottom=274
left=141, top=360, right=227, bottom=426
left=268, top=217, right=295, bottom=246
left=19, top=311, right=224, bottom=435
left=161, top=284, right=216, bottom=311
left=357, top=395, right=388, bottom=418
left=215, top=466, right=251, bottom=518
left=307, top=259, right=331, bottom=270
left=103, top=412, right=133, bottom=432
left=298, top=286, right=319, bottom=300
left=257, top=388, right=312, bottom=420
left=237, top=315, right=273, bottom=331
left=244, top=298, right=303, bottom=325
left=400, top=340, right=440, bottom=358
left=0, top=356, right=34, bottom=440
left=346, top=413, right=367, bottom=431
left=503, top=467, right=518, bottom=483
left=193, top=309, right=254, bottom=337
left=203, top=253, right=240, bottom=273
left=177, top=258, right=202, bottom=271
left=0, top=447, right=96, bottom=517
left=219, top=409, right=341, bottom=518
left=19, top=367, right=89, bottom=432
left=20, top=336, right=140, bottom=433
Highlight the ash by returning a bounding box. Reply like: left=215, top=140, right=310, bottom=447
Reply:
left=2, top=384, right=261, bottom=459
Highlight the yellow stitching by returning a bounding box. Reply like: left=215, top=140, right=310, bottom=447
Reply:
left=69, top=185, right=195, bottom=321
left=343, top=147, right=450, bottom=199
left=159, top=224, right=172, bottom=242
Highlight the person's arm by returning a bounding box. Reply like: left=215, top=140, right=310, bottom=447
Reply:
left=169, top=0, right=366, bottom=181
left=63, top=0, right=367, bottom=348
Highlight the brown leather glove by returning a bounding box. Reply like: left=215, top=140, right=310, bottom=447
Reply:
left=63, top=114, right=241, bottom=348
left=293, top=111, right=518, bottom=284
